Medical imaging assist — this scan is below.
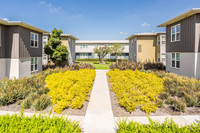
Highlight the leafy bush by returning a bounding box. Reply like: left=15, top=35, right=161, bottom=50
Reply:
left=31, top=94, right=52, bottom=111
left=155, top=72, right=200, bottom=112
left=0, top=113, right=81, bottom=132
left=144, top=62, right=165, bottom=70
left=66, top=63, right=95, bottom=70
left=45, top=69, right=96, bottom=113
left=107, top=69, right=164, bottom=113
left=76, top=58, right=128, bottom=62
left=109, top=61, right=165, bottom=71
left=110, top=61, right=144, bottom=70
left=173, top=99, right=187, bottom=112
left=0, top=68, right=68, bottom=109
left=117, top=117, right=200, bottom=133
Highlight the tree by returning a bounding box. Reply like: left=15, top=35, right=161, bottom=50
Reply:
left=94, top=46, right=110, bottom=64
left=110, top=43, right=124, bottom=63
left=44, top=28, right=69, bottom=66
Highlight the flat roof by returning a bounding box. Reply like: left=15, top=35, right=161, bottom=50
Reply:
left=158, top=8, right=200, bottom=27
left=76, top=40, right=129, bottom=44
left=0, top=19, right=49, bottom=33
left=61, top=34, right=79, bottom=40
left=126, top=32, right=165, bottom=40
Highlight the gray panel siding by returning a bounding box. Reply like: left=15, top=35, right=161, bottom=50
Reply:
left=19, top=27, right=42, bottom=58
left=166, top=15, right=196, bottom=52
left=0, top=24, right=6, bottom=58
left=196, top=14, right=200, bottom=52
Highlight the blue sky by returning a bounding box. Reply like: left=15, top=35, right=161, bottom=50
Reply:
left=0, top=0, right=200, bottom=40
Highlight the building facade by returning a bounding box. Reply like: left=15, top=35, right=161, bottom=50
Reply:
left=126, top=32, right=166, bottom=64
left=75, top=40, right=129, bottom=59
left=0, top=19, right=48, bottom=80
left=158, top=8, right=200, bottom=79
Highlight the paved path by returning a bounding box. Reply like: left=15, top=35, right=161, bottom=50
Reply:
left=83, top=70, right=115, bottom=133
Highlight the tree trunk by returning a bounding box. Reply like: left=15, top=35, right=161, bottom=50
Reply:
left=100, top=58, right=105, bottom=64
left=116, top=55, right=118, bottom=64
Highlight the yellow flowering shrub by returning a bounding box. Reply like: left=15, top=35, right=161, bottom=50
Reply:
left=45, top=69, right=96, bottom=113
left=107, top=69, right=164, bottom=114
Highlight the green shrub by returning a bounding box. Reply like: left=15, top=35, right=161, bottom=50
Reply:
left=144, top=62, right=165, bottom=70
left=185, top=94, right=198, bottom=107
left=66, top=63, right=95, bottom=70
left=109, top=61, right=144, bottom=70
left=76, top=58, right=128, bottom=62
left=0, top=113, right=81, bottom=132
left=117, top=117, right=200, bottom=133
left=154, top=72, right=200, bottom=112
left=165, top=97, right=175, bottom=105
left=0, top=68, right=67, bottom=109
left=31, top=94, right=52, bottom=111
left=174, top=99, right=186, bottom=112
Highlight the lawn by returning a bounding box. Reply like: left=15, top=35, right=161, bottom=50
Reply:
left=76, top=61, right=111, bottom=70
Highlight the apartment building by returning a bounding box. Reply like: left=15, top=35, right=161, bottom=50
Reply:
left=158, top=8, right=200, bottom=79
left=126, top=32, right=166, bottom=64
left=42, top=34, right=78, bottom=65
left=75, top=40, right=129, bottom=59
left=0, top=19, right=48, bottom=80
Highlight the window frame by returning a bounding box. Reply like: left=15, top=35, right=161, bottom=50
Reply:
left=171, top=53, right=180, bottom=69
left=161, top=35, right=166, bottom=45
left=157, top=36, right=160, bottom=46
left=31, top=57, right=38, bottom=73
left=171, top=24, right=181, bottom=42
left=30, top=32, right=39, bottom=48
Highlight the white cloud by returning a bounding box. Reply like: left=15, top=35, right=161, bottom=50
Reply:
left=40, top=1, right=61, bottom=13
left=2, top=17, right=9, bottom=21
left=142, top=22, right=150, bottom=27
left=120, top=32, right=128, bottom=35
left=72, top=14, right=82, bottom=19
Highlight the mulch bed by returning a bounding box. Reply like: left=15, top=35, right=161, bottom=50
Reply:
left=0, top=100, right=89, bottom=116
left=107, top=76, right=200, bottom=117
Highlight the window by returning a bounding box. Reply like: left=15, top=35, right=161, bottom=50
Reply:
left=157, top=53, right=160, bottom=62
left=43, top=53, right=47, bottom=60
left=171, top=24, right=180, bottom=42
left=31, top=57, right=38, bottom=72
left=138, top=44, right=142, bottom=53
left=157, top=36, right=160, bottom=46
left=94, top=44, right=98, bottom=48
left=31, top=32, right=39, bottom=48
left=172, top=53, right=180, bottom=68
left=80, top=44, right=88, bottom=49
left=161, top=36, right=166, bottom=45
left=161, top=53, right=166, bottom=62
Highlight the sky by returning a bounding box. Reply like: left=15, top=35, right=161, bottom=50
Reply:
left=0, top=0, right=200, bottom=40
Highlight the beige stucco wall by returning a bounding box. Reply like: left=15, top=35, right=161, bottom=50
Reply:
left=61, top=37, right=69, bottom=48
left=137, top=36, right=157, bottom=62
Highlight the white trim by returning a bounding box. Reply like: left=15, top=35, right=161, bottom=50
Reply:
left=171, top=24, right=181, bottom=42
left=30, top=32, right=39, bottom=48
left=31, top=57, right=38, bottom=73
left=171, top=53, right=180, bottom=69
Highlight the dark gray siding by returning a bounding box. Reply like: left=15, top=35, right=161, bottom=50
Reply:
left=166, top=15, right=196, bottom=52
left=196, top=14, right=200, bottom=52
left=19, top=27, right=42, bottom=58
left=0, top=24, right=6, bottom=58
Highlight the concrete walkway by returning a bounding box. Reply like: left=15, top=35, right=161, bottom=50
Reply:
left=83, top=70, right=115, bottom=133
